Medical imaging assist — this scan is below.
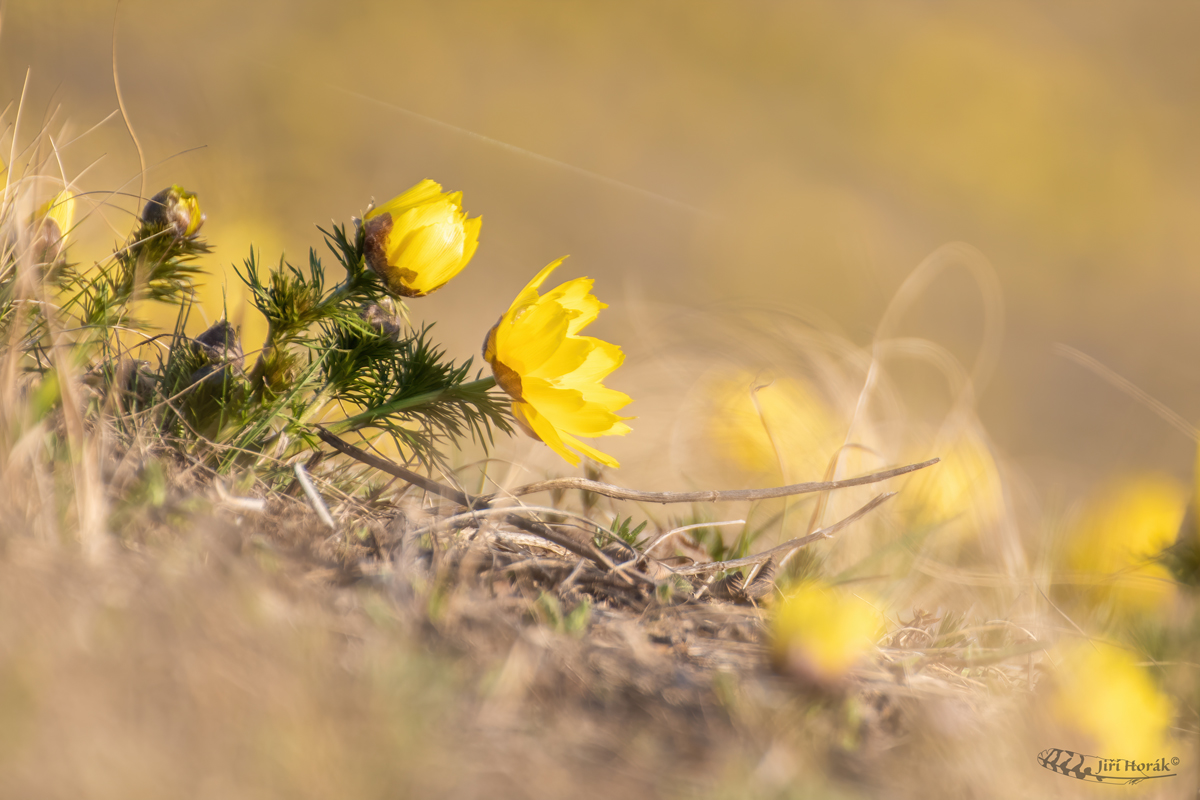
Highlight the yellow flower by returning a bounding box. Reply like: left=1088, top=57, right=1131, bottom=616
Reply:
left=32, top=189, right=76, bottom=262
left=771, top=580, right=881, bottom=686
left=142, top=184, right=204, bottom=238
left=1050, top=641, right=1173, bottom=757
left=483, top=257, right=632, bottom=467
left=37, top=190, right=75, bottom=237
left=705, top=372, right=844, bottom=483
left=1062, top=475, right=1184, bottom=616
left=901, top=430, right=1004, bottom=535
left=362, top=179, right=481, bottom=297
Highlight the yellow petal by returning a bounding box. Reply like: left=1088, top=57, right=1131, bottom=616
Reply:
left=509, top=402, right=541, bottom=440
left=458, top=214, right=482, bottom=270
left=570, top=385, right=633, bottom=416
left=527, top=331, right=593, bottom=381
left=518, top=402, right=581, bottom=466
left=542, top=277, right=605, bottom=335
left=497, top=298, right=572, bottom=374
left=505, top=257, right=568, bottom=317
left=389, top=222, right=466, bottom=294
left=482, top=324, right=500, bottom=368
left=368, top=179, right=444, bottom=220
left=524, top=379, right=629, bottom=436
left=559, top=338, right=625, bottom=386
left=43, top=190, right=76, bottom=235
left=559, top=432, right=620, bottom=468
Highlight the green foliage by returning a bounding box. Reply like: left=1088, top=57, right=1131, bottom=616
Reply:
left=534, top=592, right=591, bottom=635
left=776, top=546, right=822, bottom=589
left=682, top=508, right=764, bottom=563
left=594, top=513, right=648, bottom=550
left=655, top=574, right=693, bottom=605
left=61, top=217, right=209, bottom=329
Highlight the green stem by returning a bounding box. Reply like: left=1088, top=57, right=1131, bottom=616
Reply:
left=326, top=376, right=497, bottom=435
left=294, top=386, right=333, bottom=428
left=247, top=319, right=276, bottom=396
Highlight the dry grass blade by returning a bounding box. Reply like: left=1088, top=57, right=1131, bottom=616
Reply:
left=294, top=463, right=336, bottom=530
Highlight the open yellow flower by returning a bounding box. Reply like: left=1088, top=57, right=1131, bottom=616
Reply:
left=362, top=179, right=481, bottom=297
left=483, top=257, right=632, bottom=467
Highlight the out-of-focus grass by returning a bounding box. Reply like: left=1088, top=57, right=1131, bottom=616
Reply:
left=0, top=528, right=463, bottom=800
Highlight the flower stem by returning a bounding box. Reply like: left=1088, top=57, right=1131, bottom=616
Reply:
left=325, top=376, right=497, bottom=434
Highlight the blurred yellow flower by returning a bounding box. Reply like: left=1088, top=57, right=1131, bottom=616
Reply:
left=32, top=189, right=75, bottom=262
left=362, top=179, right=480, bottom=298
left=1062, top=475, right=1184, bottom=616
left=771, top=580, right=881, bottom=686
left=901, top=430, right=1003, bottom=534
left=1050, top=641, right=1173, bottom=757
left=705, top=372, right=843, bottom=483
left=143, top=184, right=205, bottom=238
left=483, top=257, right=631, bottom=468
left=37, top=190, right=75, bottom=237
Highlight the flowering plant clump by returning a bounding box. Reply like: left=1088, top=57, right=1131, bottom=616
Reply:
left=483, top=257, right=632, bottom=467
left=0, top=165, right=629, bottom=480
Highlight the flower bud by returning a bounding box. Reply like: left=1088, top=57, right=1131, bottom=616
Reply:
left=362, top=179, right=481, bottom=297
left=359, top=300, right=404, bottom=339
left=192, top=319, right=243, bottom=367
left=142, top=184, right=205, bottom=238
left=188, top=319, right=244, bottom=390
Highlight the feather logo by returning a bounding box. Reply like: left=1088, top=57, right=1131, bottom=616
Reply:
left=1037, top=748, right=1178, bottom=784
